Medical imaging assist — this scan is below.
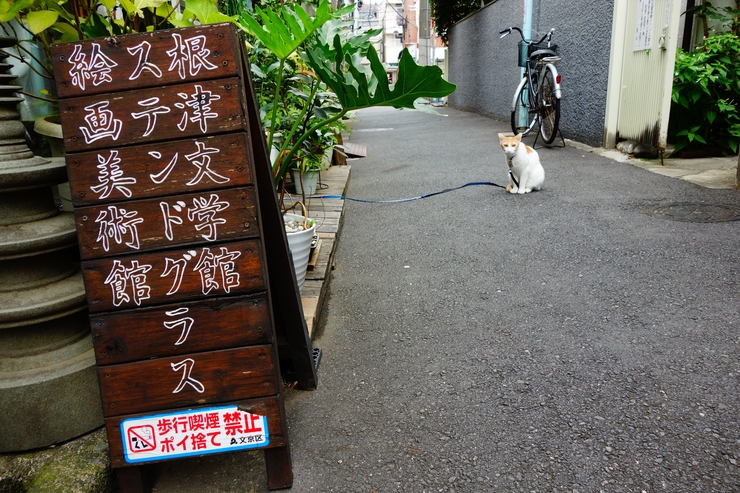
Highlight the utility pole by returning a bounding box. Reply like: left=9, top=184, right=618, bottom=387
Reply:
left=418, top=0, right=430, bottom=64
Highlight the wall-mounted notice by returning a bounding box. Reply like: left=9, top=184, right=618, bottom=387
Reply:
left=634, top=0, right=655, bottom=51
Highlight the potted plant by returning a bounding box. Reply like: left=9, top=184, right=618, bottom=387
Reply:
left=282, top=202, right=316, bottom=292
left=289, top=120, right=341, bottom=196
left=237, top=0, right=456, bottom=289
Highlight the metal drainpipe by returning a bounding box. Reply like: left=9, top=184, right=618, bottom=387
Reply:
left=516, top=0, right=534, bottom=129
left=521, top=0, right=533, bottom=80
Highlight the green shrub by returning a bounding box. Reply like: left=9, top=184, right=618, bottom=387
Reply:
left=669, top=32, right=740, bottom=155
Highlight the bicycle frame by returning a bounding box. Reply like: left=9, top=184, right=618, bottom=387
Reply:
left=511, top=57, right=562, bottom=131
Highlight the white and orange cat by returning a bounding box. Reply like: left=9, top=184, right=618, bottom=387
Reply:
left=499, top=134, right=545, bottom=194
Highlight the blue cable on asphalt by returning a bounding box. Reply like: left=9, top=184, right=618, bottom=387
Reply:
left=306, top=181, right=506, bottom=204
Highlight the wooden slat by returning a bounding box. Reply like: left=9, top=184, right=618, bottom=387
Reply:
left=75, top=187, right=258, bottom=259
left=106, top=395, right=287, bottom=468
left=82, top=239, right=265, bottom=312
left=343, top=142, right=367, bottom=158
left=98, top=345, right=278, bottom=417
left=67, top=133, right=253, bottom=206
left=59, top=78, right=246, bottom=153
left=51, top=23, right=241, bottom=99
left=91, top=294, right=272, bottom=365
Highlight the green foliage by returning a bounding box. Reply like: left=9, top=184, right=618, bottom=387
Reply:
left=669, top=32, right=740, bottom=155
left=685, top=1, right=740, bottom=37
left=430, top=0, right=481, bottom=45
left=305, top=36, right=455, bottom=111
left=238, top=0, right=456, bottom=188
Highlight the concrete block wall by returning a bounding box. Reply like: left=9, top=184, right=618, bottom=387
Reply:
left=447, top=0, right=614, bottom=147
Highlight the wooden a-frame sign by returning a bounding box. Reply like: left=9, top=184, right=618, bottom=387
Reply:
left=50, top=23, right=317, bottom=491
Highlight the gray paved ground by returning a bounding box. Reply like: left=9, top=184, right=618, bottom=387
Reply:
left=152, top=106, right=740, bottom=492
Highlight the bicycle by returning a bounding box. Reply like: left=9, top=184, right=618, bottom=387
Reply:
left=499, top=27, right=562, bottom=145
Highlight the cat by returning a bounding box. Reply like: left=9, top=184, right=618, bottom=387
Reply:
left=499, top=133, right=545, bottom=194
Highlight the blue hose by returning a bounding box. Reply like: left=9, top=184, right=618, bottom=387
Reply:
left=305, top=181, right=506, bottom=204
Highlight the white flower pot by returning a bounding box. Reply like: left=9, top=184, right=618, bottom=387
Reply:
left=291, top=169, right=319, bottom=195
left=284, top=213, right=316, bottom=292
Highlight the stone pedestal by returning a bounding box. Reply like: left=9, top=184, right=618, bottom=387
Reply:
left=0, top=36, right=103, bottom=452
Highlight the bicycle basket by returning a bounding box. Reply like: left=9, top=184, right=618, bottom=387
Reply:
left=517, top=41, right=558, bottom=67
left=517, top=41, right=528, bottom=67
left=529, top=42, right=558, bottom=58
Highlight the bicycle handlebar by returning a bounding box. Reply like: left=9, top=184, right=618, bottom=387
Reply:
left=499, top=26, right=555, bottom=47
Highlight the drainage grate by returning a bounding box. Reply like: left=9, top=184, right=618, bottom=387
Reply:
left=644, top=203, right=740, bottom=223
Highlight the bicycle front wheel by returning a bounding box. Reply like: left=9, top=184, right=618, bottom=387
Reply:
left=537, top=66, right=561, bottom=144
left=510, top=78, right=536, bottom=137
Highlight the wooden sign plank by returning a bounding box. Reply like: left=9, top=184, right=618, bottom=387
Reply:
left=82, top=239, right=265, bottom=312
left=67, top=133, right=253, bottom=207
left=59, top=77, right=246, bottom=153
left=105, top=396, right=287, bottom=468
left=74, top=187, right=258, bottom=259
left=91, top=295, right=271, bottom=365
left=51, top=23, right=240, bottom=99
left=98, top=345, right=278, bottom=417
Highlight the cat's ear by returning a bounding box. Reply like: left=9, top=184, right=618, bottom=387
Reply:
left=498, top=133, right=506, bottom=143
left=515, top=133, right=522, bottom=143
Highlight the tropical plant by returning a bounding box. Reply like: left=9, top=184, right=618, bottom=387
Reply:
left=669, top=31, right=740, bottom=155
left=237, top=0, right=456, bottom=188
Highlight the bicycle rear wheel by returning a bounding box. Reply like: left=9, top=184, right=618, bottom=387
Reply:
left=537, top=66, right=560, bottom=144
left=510, top=78, right=536, bottom=137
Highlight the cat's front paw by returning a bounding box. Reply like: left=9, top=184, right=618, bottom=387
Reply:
left=509, top=186, right=519, bottom=194
left=518, top=188, right=531, bottom=194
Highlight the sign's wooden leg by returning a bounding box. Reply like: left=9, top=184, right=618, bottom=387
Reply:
left=116, top=466, right=151, bottom=493
left=264, top=446, right=293, bottom=490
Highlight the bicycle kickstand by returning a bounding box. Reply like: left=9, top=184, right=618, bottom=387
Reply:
left=533, top=128, right=566, bottom=150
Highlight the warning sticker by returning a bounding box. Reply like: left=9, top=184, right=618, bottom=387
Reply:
left=120, top=405, right=269, bottom=464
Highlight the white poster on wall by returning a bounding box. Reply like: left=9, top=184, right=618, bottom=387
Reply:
left=634, top=0, right=655, bottom=51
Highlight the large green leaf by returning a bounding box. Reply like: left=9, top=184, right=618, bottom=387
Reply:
left=313, top=19, right=381, bottom=58
left=305, top=34, right=456, bottom=111
left=237, top=0, right=340, bottom=60
left=0, top=0, right=33, bottom=22
left=185, top=0, right=234, bottom=24
left=26, top=10, right=59, bottom=34
left=53, top=21, right=80, bottom=41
